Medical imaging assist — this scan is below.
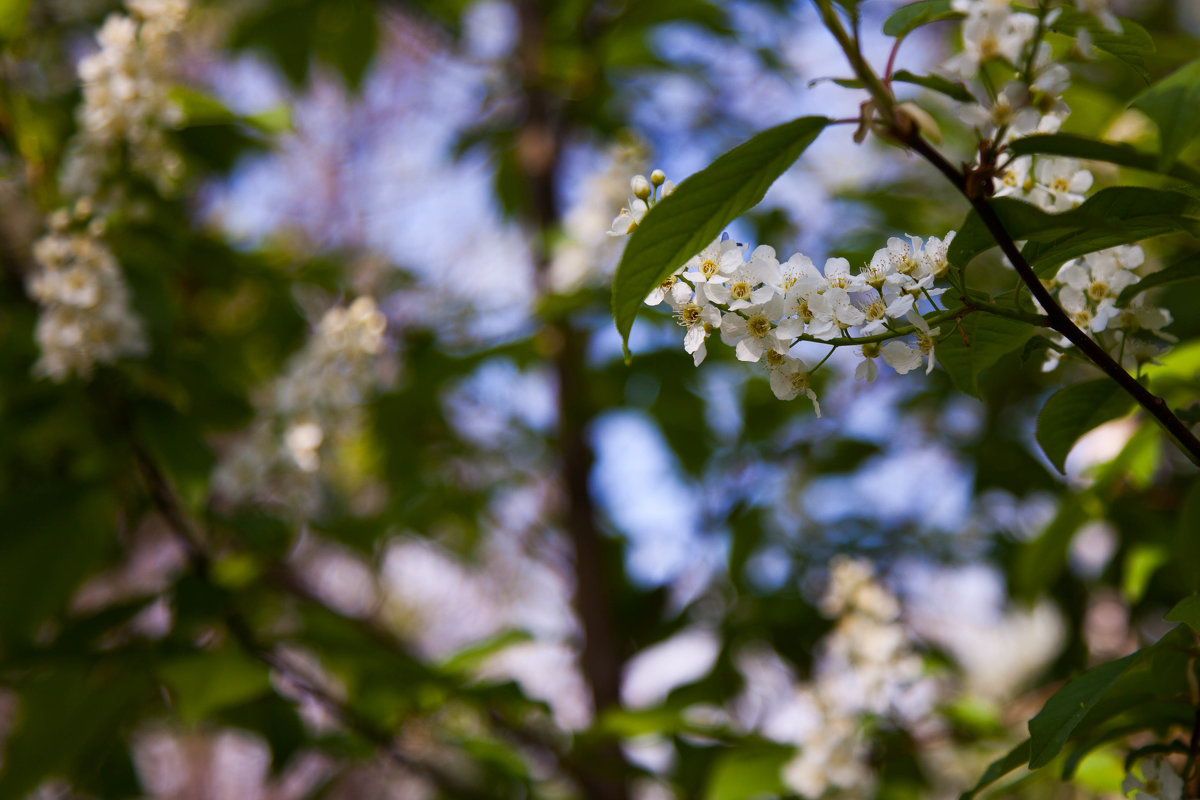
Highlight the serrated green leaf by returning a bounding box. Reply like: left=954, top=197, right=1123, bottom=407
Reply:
left=892, top=69, right=976, bottom=103
left=960, top=740, right=1030, bottom=800
left=935, top=310, right=1039, bottom=398
left=1131, top=58, right=1200, bottom=169
left=1035, top=379, right=1135, bottom=473
left=1165, top=594, right=1200, bottom=634
left=610, top=116, right=829, bottom=353
left=883, top=0, right=962, bottom=38
left=1048, top=8, right=1155, bottom=80
left=949, top=188, right=1200, bottom=275
left=1118, top=252, right=1200, bottom=305
left=1007, top=134, right=1200, bottom=187
left=705, top=743, right=795, bottom=800
left=1027, top=649, right=1144, bottom=768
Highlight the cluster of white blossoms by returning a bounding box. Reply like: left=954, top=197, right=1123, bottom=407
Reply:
left=61, top=0, right=189, bottom=197
left=1040, top=244, right=1176, bottom=372
left=614, top=179, right=956, bottom=415
left=213, top=297, right=390, bottom=513
left=778, top=558, right=934, bottom=797
left=947, top=0, right=1100, bottom=213
left=30, top=0, right=189, bottom=381
left=27, top=218, right=147, bottom=381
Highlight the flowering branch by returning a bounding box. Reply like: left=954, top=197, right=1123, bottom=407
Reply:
left=813, top=0, right=1200, bottom=466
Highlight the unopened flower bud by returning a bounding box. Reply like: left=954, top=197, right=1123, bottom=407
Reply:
left=631, top=175, right=652, bottom=200
left=650, top=169, right=666, bottom=186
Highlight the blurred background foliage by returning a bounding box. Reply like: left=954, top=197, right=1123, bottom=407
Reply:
left=0, top=0, right=1198, bottom=798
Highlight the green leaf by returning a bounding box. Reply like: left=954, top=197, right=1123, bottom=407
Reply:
left=1118, top=252, right=1200, bottom=305
left=1131, top=58, right=1200, bottom=169
left=157, top=649, right=272, bottom=725
left=1122, top=544, right=1168, bottom=603
left=610, top=116, right=829, bottom=353
left=1165, top=594, right=1200, bottom=635
left=438, top=629, right=534, bottom=675
left=704, top=743, right=795, bottom=800
left=1027, top=649, right=1144, bottom=768
left=1047, top=8, right=1155, bottom=81
left=0, top=665, right=151, bottom=800
left=960, top=740, right=1030, bottom=800
left=935, top=309, right=1039, bottom=398
left=892, top=69, right=976, bottom=104
left=0, top=0, right=32, bottom=40
left=950, top=188, right=1200, bottom=275
left=1007, top=134, right=1200, bottom=187
left=1035, top=379, right=1135, bottom=473
left=882, top=0, right=962, bottom=38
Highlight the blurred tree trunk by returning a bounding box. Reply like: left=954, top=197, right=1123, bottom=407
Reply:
left=514, top=2, right=630, bottom=799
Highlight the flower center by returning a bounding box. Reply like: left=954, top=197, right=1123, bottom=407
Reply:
left=1087, top=281, right=1109, bottom=301
left=700, top=259, right=720, bottom=279
left=659, top=275, right=677, bottom=292
left=676, top=303, right=702, bottom=327
left=747, top=314, right=772, bottom=338
left=765, top=350, right=787, bottom=368
left=730, top=281, right=752, bottom=301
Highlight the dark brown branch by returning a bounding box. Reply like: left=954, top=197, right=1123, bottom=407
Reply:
left=898, top=131, right=1200, bottom=467
left=811, top=0, right=1200, bottom=466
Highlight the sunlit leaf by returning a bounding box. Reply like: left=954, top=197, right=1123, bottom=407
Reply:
left=704, top=743, right=794, bottom=800
left=610, top=116, right=830, bottom=355
left=1131, top=57, right=1200, bottom=169
left=1035, top=379, right=1134, bottom=473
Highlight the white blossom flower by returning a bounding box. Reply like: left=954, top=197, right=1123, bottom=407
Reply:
left=945, top=2, right=1038, bottom=77
left=1032, top=157, right=1093, bottom=211
left=674, top=298, right=722, bottom=364
left=720, top=296, right=786, bottom=362
left=855, top=343, right=881, bottom=382
left=705, top=245, right=782, bottom=309
left=644, top=271, right=692, bottom=306
left=682, top=237, right=743, bottom=286
left=767, top=355, right=821, bottom=415
left=1122, top=757, right=1183, bottom=800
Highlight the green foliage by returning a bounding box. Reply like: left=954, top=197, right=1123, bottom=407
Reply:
left=611, top=116, right=829, bottom=353
left=704, top=742, right=795, bottom=800
left=1035, top=380, right=1135, bottom=473
left=935, top=308, right=1039, bottom=398
left=1006, top=134, right=1200, bottom=187
left=891, top=69, right=976, bottom=104
left=1027, top=646, right=1144, bottom=768
left=882, top=0, right=962, bottom=39
left=1046, top=8, right=1155, bottom=80
left=1131, top=57, right=1200, bottom=169
left=950, top=188, right=1200, bottom=275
